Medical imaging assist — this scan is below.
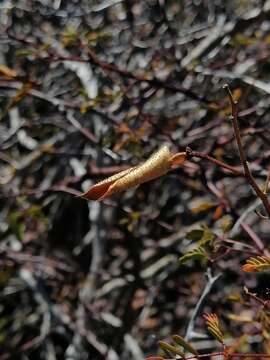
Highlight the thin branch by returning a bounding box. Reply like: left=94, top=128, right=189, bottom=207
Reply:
left=244, top=286, right=269, bottom=307
left=229, top=198, right=262, bottom=237
left=66, top=110, right=98, bottom=144
left=229, top=198, right=270, bottom=257
left=157, top=352, right=270, bottom=360
left=185, top=268, right=221, bottom=341
left=186, top=147, right=244, bottom=176
left=240, top=222, right=270, bottom=258
left=186, top=352, right=270, bottom=359
left=223, top=84, right=270, bottom=217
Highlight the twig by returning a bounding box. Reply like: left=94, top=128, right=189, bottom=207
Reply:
left=66, top=110, right=98, bottom=144
left=223, top=84, right=270, bottom=217
left=151, top=352, right=270, bottom=360
left=229, top=198, right=270, bottom=257
left=185, top=268, right=221, bottom=341
left=186, top=352, right=270, bottom=359
left=244, top=286, right=269, bottom=307
left=229, top=198, right=261, bottom=237
left=186, top=147, right=243, bottom=176
left=240, top=222, right=270, bottom=258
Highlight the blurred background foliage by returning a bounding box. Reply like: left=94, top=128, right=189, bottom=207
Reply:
left=0, top=0, right=270, bottom=359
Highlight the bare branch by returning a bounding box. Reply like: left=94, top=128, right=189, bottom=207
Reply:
left=185, top=268, right=221, bottom=341
left=224, top=84, right=270, bottom=217
left=186, top=147, right=243, bottom=176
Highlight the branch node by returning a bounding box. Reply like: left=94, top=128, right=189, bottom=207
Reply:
left=185, top=146, right=192, bottom=157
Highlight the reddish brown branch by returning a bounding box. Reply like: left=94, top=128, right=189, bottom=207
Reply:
left=224, top=84, right=270, bottom=217
left=186, top=147, right=244, bottom=176
left=241, top=222, right=270, bottom=258
left=152, top=352, right=270, bottom=360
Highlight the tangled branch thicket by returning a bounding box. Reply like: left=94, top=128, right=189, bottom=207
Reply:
left=0, top=1, right=270, bottom=359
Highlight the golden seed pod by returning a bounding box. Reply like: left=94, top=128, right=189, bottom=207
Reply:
left=80, top=145, right=186, bottom=201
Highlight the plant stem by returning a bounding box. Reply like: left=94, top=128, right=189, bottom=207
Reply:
left=240, top=222, right=270, bottom=258
left=161, top=352, right=270, bottom=360
left=186, top=147, right=243, bottom=176
left=223, top=84, right=270, bottom=218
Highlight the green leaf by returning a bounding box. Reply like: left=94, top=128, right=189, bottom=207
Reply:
left=186, top=229, right=204, bottom=241
left=198, top=228, right=215, bottom=246
left=179, top=246, right=208, bottom=265
left=158, top=341, right=185, bottom=358
left=203, top=313, right=224, bottom=344
left=242, top=256, right=270, bottom=272
left=186, top=226, right=215, bottom=245
left=172, top=335, right=198, bottom=355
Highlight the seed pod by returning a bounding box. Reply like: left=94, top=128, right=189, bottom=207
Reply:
left=80, top=145, right=186, bottom=201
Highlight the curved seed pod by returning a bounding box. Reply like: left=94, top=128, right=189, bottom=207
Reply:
left=80, top=145, right=186, bottom=201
